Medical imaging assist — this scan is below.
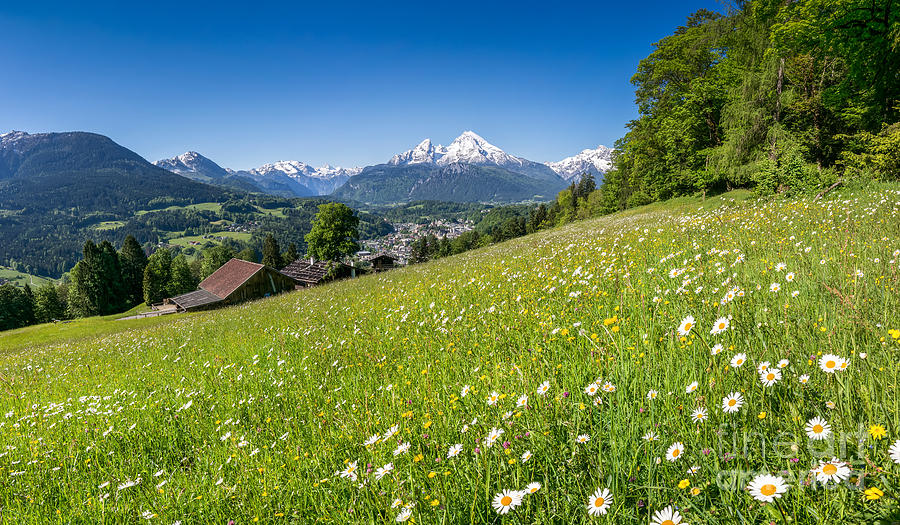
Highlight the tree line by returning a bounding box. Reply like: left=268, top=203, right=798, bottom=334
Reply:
left=408, top=173, right=600, bottom=264
left=596, top=0, right=899, bottom=211
left=0, top=203, right=363, bottom=332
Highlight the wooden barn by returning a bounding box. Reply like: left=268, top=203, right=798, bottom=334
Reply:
left=281, top=258, right=355, bottom=288
left=168, top=258, right=296, bottom=312
left=364, top=253, right=398, bottom=272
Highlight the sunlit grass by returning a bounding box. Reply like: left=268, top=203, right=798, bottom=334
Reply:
left=1, top=184, right=899, bottom=523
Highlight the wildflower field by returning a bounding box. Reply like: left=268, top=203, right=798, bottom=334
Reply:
left=2, top=185, right=900, bottom=524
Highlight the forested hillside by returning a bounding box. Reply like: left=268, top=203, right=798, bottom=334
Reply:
left=600, top=0, right=899, bottom=209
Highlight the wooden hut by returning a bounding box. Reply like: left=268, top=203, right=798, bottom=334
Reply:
left=281, top=258, right=354, bottom=288
left=364, top=253, right=398, bottom=272
left=168, top=258, right=296, bottom=311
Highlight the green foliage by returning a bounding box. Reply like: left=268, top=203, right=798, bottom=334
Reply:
left=1, top=185, right=899, bottom=521
left=305, top=203, right=360, bottom=261
left=261, top=234, right=283, bottom=269
left=841, top=123, right=900, bottom=179
left=119, top=235, right=147, bottom=307
left=168, top=255, right=197, bottom=297
left=602, top=0, right=900, bottom=210
left=282, top=243, right=299, bottom=266
left=0, top=283, right=35, bottom=331
left=200, top=245, right=235, bottom=280
left=33, top=282, right=66, bottom=324
left=143, top=249, right=172, bottom=306
left=236, top=248, right=258, bottom=263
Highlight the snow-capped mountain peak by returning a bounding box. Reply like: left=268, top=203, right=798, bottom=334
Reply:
left=154, top=151, right=229, bottom=179
left=440, top=130, right=523, bottom=167
left=389, top=131, right=524, bottom=168
left=388, top=138, right=443, bottom=165
left=252, top=160, right=314, bottom=177
left=251, top=160, right=361, bottom=180
left=546, top=145, right=614, bottom=181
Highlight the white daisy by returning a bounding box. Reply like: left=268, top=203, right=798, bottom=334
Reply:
left=710, top=317, right=730, bottom=335
left=485, top=427, right=504, bottom=448
left=777, top=359, right=789, bottom=369
left=643, top=431, right=659, bottom=442
left=889, top=440, right=900, bottom=464
left=805, top=417, right=831, bottom=440
left=710, top=343, right=723, bottom=355
left=486, top=391, right=500, bottom=405
left=516, top=394, right=528, bottom=408
left=492, top=489, right=523, bottom=514
left=461, top=385, right=470, bottom=397
left=818, top=354, right=846, bottom=373
left=524, top=482, right=541, bottom=495
left=340, top=461, right=358, bottom=481
left=396, top=508, right=412, bottom=522
left=730, top=353, right=747, bottom=368
left=447, top=444, right=463, bottom=458
left=374, top=462, right=393, bottom=480
left=393, top=442, right=410, bottom=456
left=722, top=392, right=743, bottom=413
left=521, top=450, right=532, bottom=462
left=586, top=487, right=612, bottom=516
left=690, top=407, right=708, bottom=424
left=799, top=374, right=810, bottom=384
left=677, top=315, right=695, bottom=336
left=650, top=505, right=685, bottom=525
left=759, top=368, right=782, bottom=387
left=812, top=458, right=850, bottom=484
left=686, top=381, right=699, bottom=394
left=584, top=383, right=599, bottom=396
left=748, top=474, right=789, bottom=502
left=666, top=442, right=685, bottom=462
left=537, top=381, right=550, bottom=396
left=647, top=389, right=659, bottom=400
left=576, top=434, right=590, bottom=444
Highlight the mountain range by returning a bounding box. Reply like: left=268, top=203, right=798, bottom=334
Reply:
left=157, top=131, right=613, bottom=204
left=154, top=152, right=359, bottom=197
left=0, top=131, right=232, bottom=276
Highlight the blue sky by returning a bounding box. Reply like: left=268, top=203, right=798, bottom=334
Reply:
left=1, top=1, right=724, bottom=169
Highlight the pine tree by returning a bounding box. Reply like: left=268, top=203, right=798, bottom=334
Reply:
left=262, top=234, right=282, bottom=268
left=98, top=240, right=124, bottom=314
left=283, top=243, right=299, bottom=266
left=119, top=235, right=147, bottom=307
left=68, top=240, right=104, bottom=317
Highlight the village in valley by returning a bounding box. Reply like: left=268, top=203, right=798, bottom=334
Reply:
left=359, top=218, right=474, bottom=263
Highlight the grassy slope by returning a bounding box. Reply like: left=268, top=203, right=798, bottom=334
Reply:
left=1, top=186, right=900, bottom=523
left=0, top=266, right=55, bottom=288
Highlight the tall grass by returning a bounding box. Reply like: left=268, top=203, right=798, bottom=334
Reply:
left=1, top=186, right=899, bottom=523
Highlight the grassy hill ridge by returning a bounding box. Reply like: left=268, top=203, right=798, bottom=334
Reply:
left=1, top=185, right=899, bottom=523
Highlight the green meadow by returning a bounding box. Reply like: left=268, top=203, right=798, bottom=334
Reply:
left=1, top=185, right=899, bottom=523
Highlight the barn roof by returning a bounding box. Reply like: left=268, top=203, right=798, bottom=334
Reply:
left=364, top=253, right=396, bottom=262
left=199, top=258, right=265, bottom=299
left=170, top=289, right=224, bottom=310
left=281, top=259, right=350, bottom=284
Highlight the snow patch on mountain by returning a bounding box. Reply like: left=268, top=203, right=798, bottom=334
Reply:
left=387, top=131, right=562, bottom=182
left=249, top=160, right=361, bottom=180
left=155, top=151, right=229, bottom=179
left=546, top=145, right=614, bottom=181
